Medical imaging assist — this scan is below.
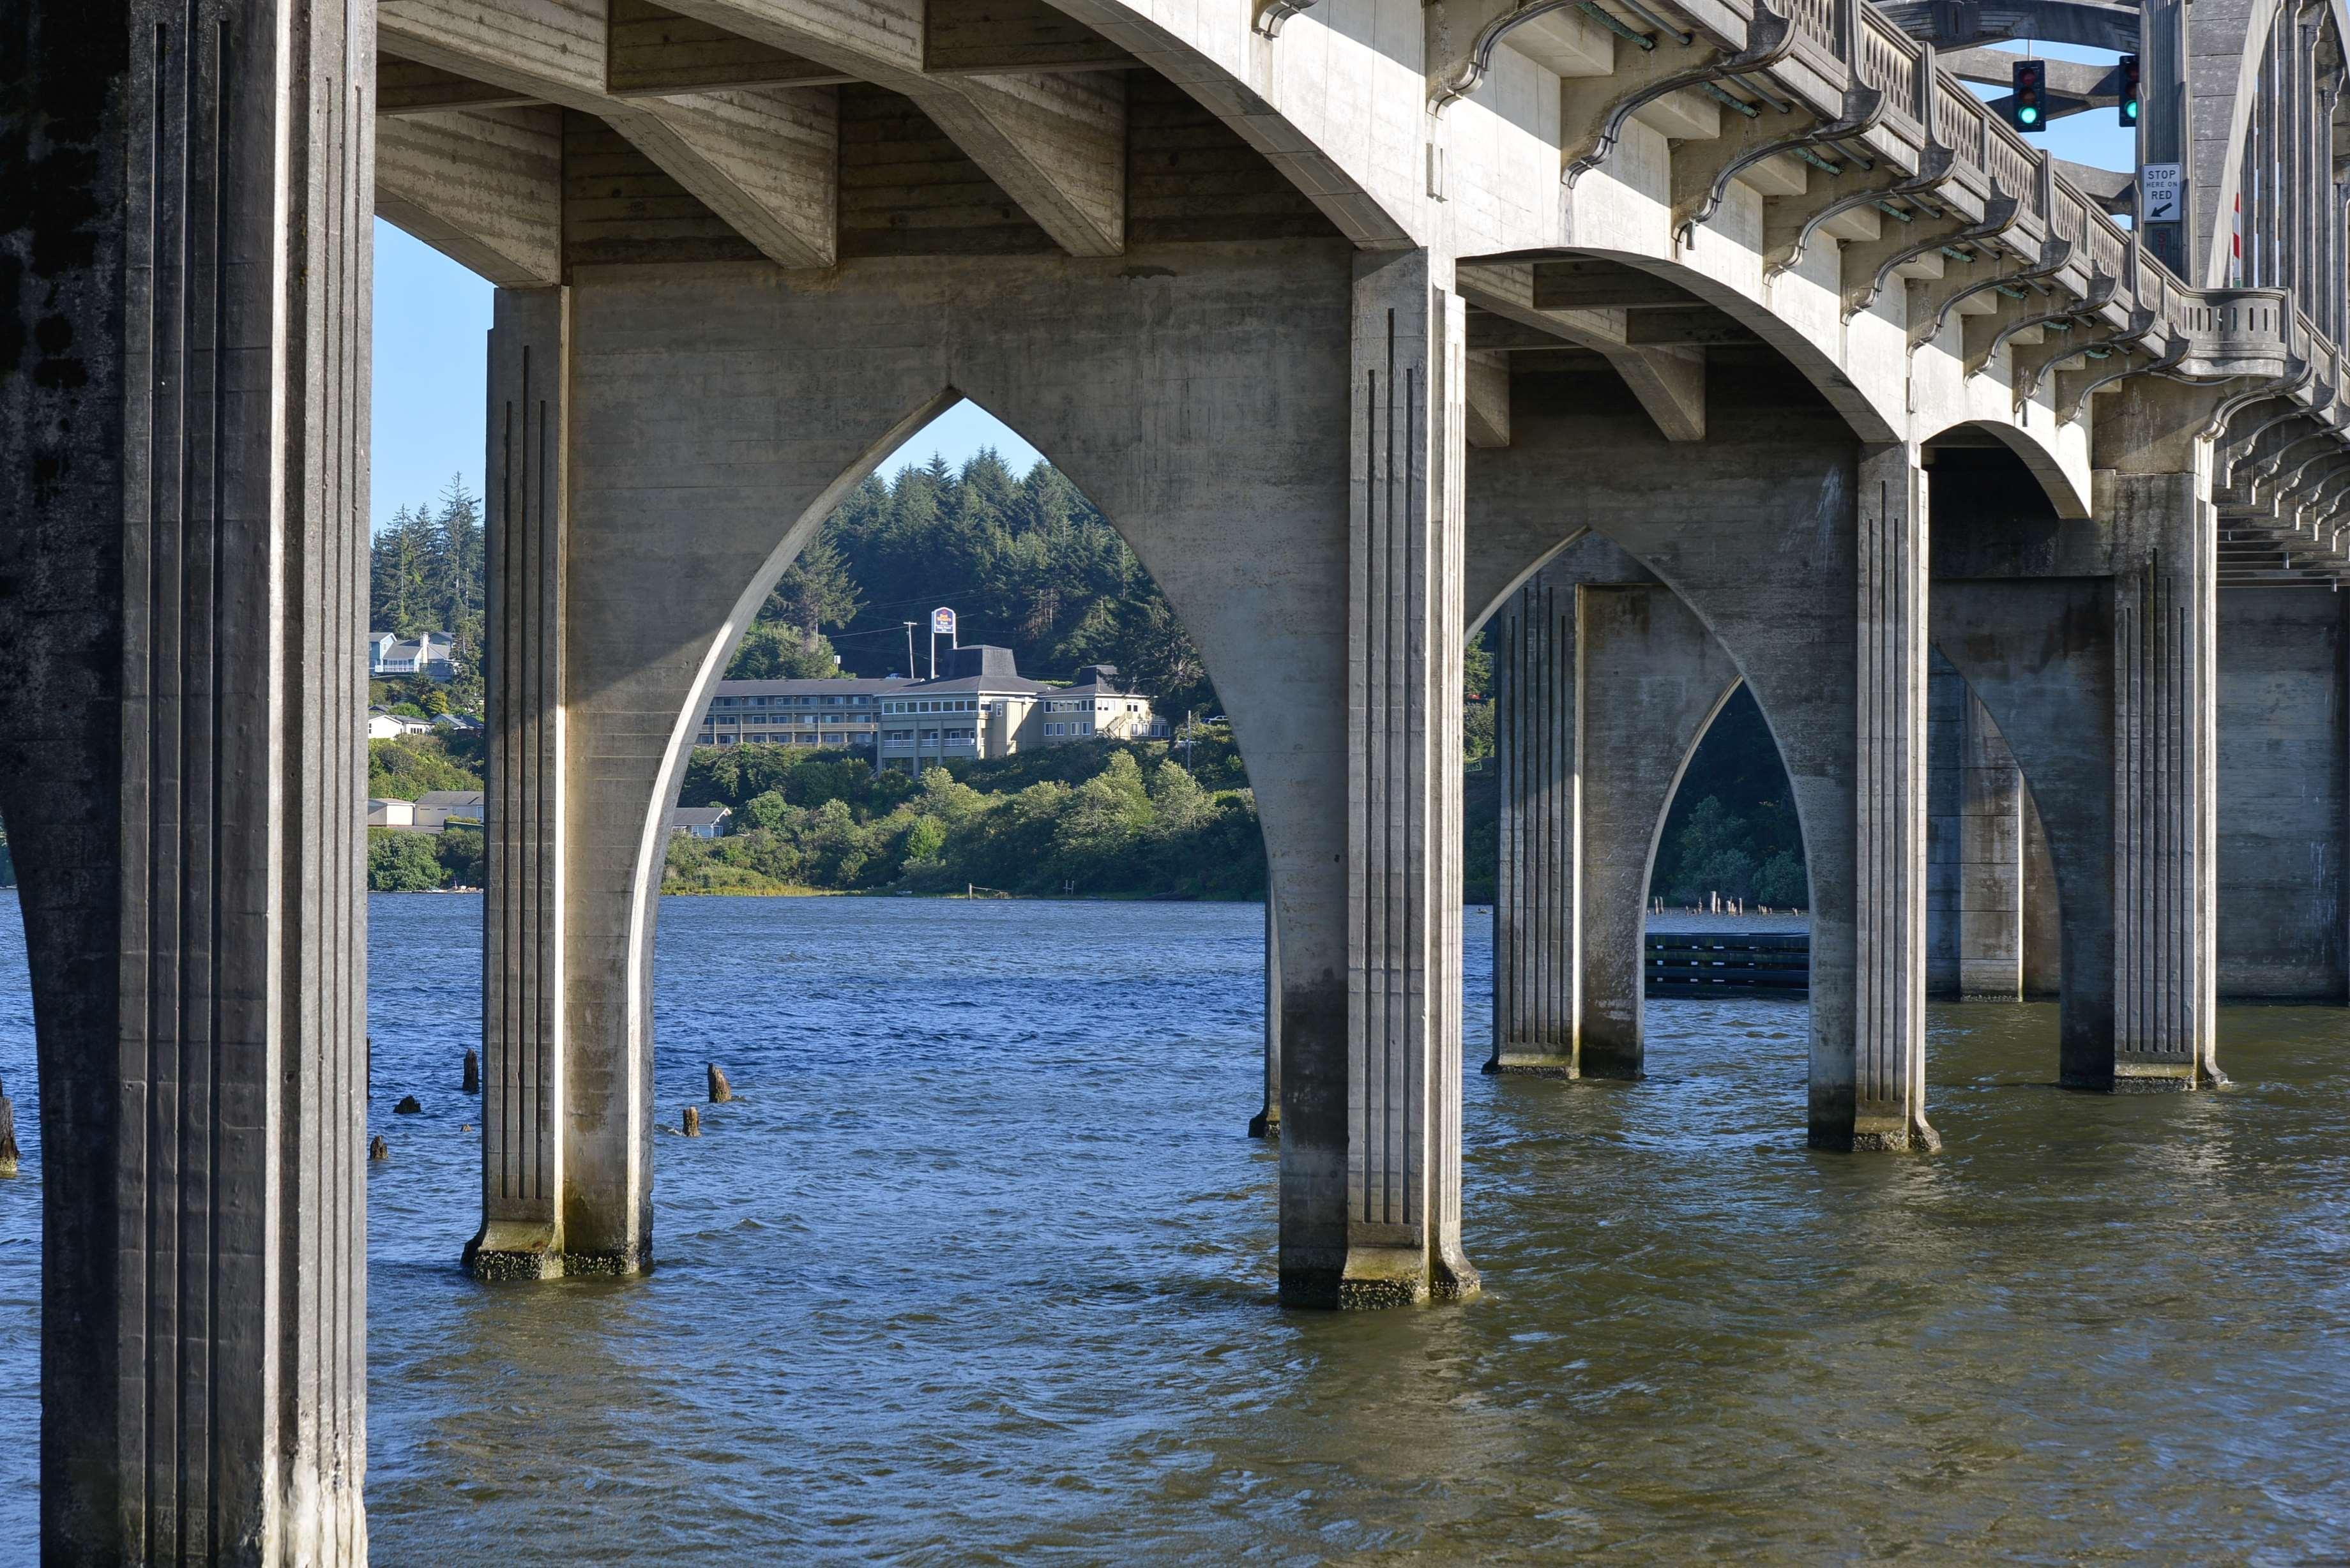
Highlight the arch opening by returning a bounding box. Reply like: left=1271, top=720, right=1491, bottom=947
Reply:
left=1641, top=684, right=1816, bottom=1009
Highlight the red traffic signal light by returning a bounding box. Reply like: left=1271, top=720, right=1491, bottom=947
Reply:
left=2011, top=57, right=2047, bottom=132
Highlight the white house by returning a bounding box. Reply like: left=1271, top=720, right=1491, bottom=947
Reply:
left=668, top=806, right=732, bottom=840
left=369, top=629, right=455, bottom=679
left=367, top=711, right=432, bottom=741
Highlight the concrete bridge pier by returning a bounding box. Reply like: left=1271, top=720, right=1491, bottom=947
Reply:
left=1487, top=542, right=1737, bottom=1079
left=1930, top=575, right=2125, bottom=1082
left=467, top=287, right=596, bottom=1279
left=1474, top=371, right=1937, bottom=1152
left=0, top=0, right=374, bottom=1555
left=2098, top=398, right=2225, bottom=1088
left=462, top=245, right=1475, bottom=1306
left=1926, top=668, right=2049, bottom=1000
left=2217, top=587, right=2349, bottom=1000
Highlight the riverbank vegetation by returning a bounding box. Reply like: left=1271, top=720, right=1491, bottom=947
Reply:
left=668, top=737, right=1263, bottom=898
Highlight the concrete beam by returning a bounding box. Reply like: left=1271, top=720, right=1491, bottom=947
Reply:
left=651, top=0, right=1127, bottom=254
left=1530, top=259, right=1701, bottom=310
left=1460, top=264, right=1707, bottom=442
left=1465, top=351, right=1512, bottom=448
left=606, top=0, right=853, bottom=94
left=379, top=0, right=840, bottom=269
left=924, top=0, right=1137, bottom=73
left=380, top=53, right=547, bottom=113
left=376, top=107, right=565, bottom=287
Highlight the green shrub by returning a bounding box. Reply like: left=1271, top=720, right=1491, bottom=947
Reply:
left=368, top=830, right=445, bottom=891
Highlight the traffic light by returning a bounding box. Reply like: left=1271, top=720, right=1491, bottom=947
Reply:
left=2118, top=54, right=2141, bottom=126
left=2011, top=58, right=2047, bottom=131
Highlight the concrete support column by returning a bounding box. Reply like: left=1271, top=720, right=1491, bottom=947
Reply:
left=1926, top=659, right=1966, bottom=995
left=1932, top=577, right=2121, bottom=1083
left=0, top=0, right=373, bottom=1555
left=2214, top=585, right=2348, bottom=1000
left=1250, top=897, right=1281, bottom=1138
left=1490, top=572, right=1577, bottom=1073
left=1472, top=383, right=1937, bottom=1150
left=1957, top=693, right=2027, bottom=999
left=1842, top=444, right=1937, bottom=1148
left=1573, top=584, right=1740, bottom=1077
left=2108, top=469, right=2220, bottom=1085
left=1485, top=550, right=1737, bottom=1080
left=2020, top=783, right=2064, bottom=997
left=1313, top=249, right=1477, bottom=1307
left=468, top=289, right=575, bottom=1278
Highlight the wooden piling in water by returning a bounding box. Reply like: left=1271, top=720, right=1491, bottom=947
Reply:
left=708, top=1064, right=732, bottom=1103
left=0, top=1082, right=19, bottom=1177
left=683, top=1106, right=701, bottom=1136
left=369, top=1136, right=389, bottom=1162
left=462, top=1048, right=480, bottom=1094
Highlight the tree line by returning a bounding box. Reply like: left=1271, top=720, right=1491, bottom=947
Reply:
left=371, top=478, right=488, bottom=712
left=787, top=453, right=1217, bottom=720
left=669, top=737, right=1261, bottom=898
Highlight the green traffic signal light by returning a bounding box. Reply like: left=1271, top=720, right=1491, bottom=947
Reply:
left=2119, top=54, right=2141, bottom=126
left=2012, top=57, right=2046, bottom=133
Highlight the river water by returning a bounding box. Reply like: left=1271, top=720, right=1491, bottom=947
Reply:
left=1, top=891, right=2346, bottom=1563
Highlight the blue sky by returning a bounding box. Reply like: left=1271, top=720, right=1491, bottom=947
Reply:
left=370, top=56, right=2134, bottom=532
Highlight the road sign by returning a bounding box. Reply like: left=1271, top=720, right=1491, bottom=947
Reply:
left=930, top=606, right=956, bottom=637
left=2142, top=163, right=2183, bottom=223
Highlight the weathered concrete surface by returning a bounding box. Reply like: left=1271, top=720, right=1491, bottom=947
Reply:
left=1573, top=581, right=1742, bottom=1078
left=1487, top=538, right=1737, bottom=1079
left=2215, top=587, right=2349, bottom=999
left=1472, top=366, right=1936, bottom=1151
left=472, top=241, right=1472, bottom=1305
left=2022, top=783, right=2064, bottom=998
left=469, top=287, right=580, bottom=1279
left=1931, top=578, right=2121, bottom=1085
left=1249, top=898, right=1280, bottom=1138
left=1925, top=667, right=2031, bottom=1000
left=0, top=0, right=374, bottom=1555
left=1490, top=561, right=1579, bottom=1074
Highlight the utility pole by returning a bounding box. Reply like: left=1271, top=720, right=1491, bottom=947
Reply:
left=902, top=622, right=918, bottom=680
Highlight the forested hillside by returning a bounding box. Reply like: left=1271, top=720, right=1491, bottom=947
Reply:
left=815, top=453, right=1217, bottom=720
left=372, top=478, right=488, bottom=711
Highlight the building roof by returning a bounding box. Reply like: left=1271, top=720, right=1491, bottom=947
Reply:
left=712, top=675, right=913, bottom=700
left=669, top=806, right=732, bottom=830
left=415, top=790, right=485, bottom=808
left=889, top=672, right=1052, bottom=697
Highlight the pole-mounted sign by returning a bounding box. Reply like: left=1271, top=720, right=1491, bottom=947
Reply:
left=930, top=607, right=957, bottom=638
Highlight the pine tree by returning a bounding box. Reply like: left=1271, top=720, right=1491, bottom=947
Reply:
left=764, top=538, right=864, bottom=653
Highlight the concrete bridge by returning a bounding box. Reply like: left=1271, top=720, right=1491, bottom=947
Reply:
left=3, top=0, right=2346, bottom=1549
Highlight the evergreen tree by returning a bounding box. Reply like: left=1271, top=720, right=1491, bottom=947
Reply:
left=764, top=538, right=864, bottom=654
